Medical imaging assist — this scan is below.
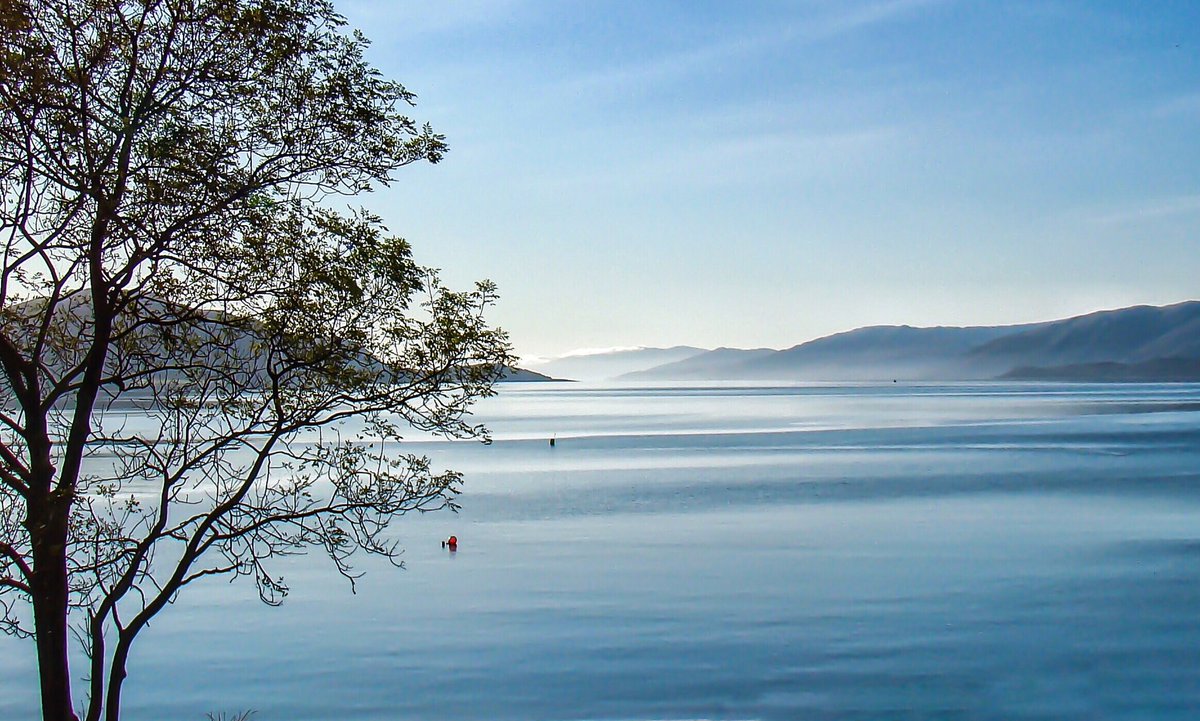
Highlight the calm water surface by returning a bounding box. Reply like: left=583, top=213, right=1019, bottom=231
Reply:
left=4, top=382, right=1200, bottom=720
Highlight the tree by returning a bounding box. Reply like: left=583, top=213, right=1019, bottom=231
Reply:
left=0, top=2, right=513, bottom=720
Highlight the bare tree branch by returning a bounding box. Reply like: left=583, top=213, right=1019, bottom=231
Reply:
left=1, top=2, right=508, bottom=721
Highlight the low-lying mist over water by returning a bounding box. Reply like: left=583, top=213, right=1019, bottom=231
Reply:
left=4, top=382, right=1200, bottom=719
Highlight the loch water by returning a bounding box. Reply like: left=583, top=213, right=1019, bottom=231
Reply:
left=4, top=382, right=1200, bottom=720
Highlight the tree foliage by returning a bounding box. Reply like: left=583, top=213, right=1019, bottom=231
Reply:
left=0, top=1, right=513, bottom=719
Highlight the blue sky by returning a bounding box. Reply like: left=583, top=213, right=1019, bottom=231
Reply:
left=337, top=1, right=1200, bottom=361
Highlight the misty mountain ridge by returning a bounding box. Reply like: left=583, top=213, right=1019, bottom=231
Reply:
left=620, top=301, right=1200, bottom=382
left=525, top=345, right=705, bottom=382
left=621, top=347, right=776, bottom=380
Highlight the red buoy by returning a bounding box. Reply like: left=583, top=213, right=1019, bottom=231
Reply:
left=444, top=535, right=458, bottom=550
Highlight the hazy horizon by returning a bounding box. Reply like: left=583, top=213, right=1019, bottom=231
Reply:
left=338, top=1, right=1200, bottom=361
left=524, top=297, right=1200, bottom=365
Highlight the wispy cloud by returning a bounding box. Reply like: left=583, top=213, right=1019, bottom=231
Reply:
left=812, top=0, right=949, bottom=37
left=561, top=0, right=952, bottom=97
left=528, top=124, right=903, bottom=195
left=1150, top=91, right=1200, bottom=119
left=1087, top=195, right=1200, bottom=226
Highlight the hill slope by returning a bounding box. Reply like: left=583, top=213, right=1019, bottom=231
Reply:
left=1001, top=357, right=1200, bottom=382
left=966, top=302, right=1200, bottom=370
left=623, top=302, right=1200, bottom=382
left=498, top=367, right=566, bottom=382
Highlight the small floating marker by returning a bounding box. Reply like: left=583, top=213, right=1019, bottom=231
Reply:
left=549, top=435, right=556, bottom=447
left=442, top=535, right=458, bottom=551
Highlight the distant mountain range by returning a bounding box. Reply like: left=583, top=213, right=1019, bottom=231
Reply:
left=537, top=301, right=1200, bottom=383
left=524, top=346, right=705, bottom=382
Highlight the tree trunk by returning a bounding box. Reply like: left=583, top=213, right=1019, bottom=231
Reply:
left=103, top=637, right=132, bottom=721
left=30, top=495, right=79, bottom=721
